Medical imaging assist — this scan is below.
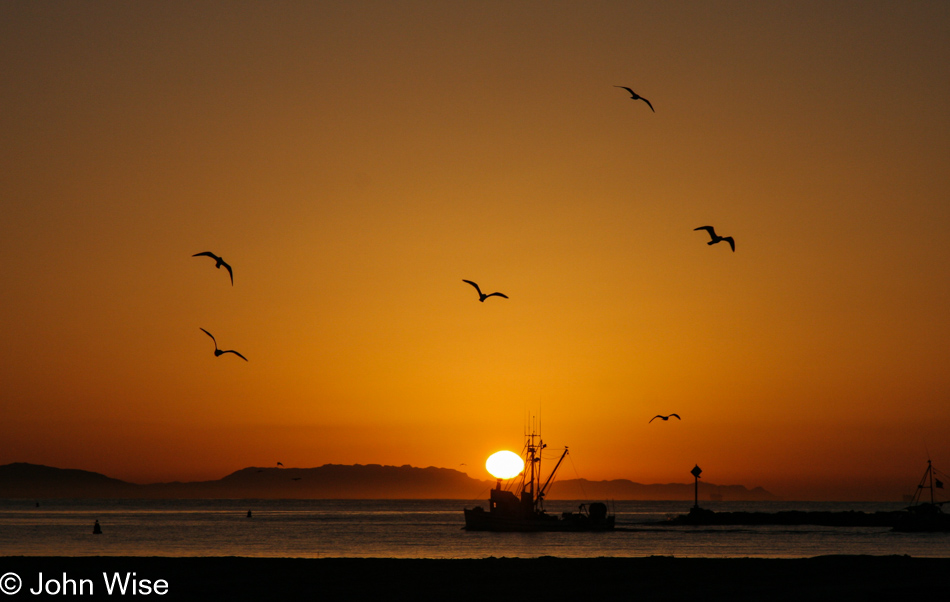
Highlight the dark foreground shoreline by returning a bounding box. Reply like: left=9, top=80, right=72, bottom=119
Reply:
left=2, top=556, right=947, bottom=601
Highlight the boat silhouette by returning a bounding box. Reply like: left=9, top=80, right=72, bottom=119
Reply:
left=893, top=459, right=950, bottom=532
left=463, top=430, right=615, bottom=532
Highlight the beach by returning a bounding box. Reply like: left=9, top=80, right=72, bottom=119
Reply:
left=2, top=556, right=946, bottom=600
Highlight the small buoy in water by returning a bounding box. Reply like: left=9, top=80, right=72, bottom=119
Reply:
left=93, top=520, right=102, bottom=535
left=246, top=510, right=252, bottom=518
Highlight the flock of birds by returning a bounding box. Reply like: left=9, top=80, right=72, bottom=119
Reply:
left=190, top=86, right=737, bottom=436
left=192, top=251, right=247, bottom=361
left=614, top=86, right=735, bottom=423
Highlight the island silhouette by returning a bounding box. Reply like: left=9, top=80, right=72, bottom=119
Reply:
left=0, top=462, right=774, bottom=500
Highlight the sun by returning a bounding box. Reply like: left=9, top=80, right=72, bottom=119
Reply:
left=485, top=450, right=524, bottom=480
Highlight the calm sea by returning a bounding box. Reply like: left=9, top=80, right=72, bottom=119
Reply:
left=2, top=499, right=949, bottom=559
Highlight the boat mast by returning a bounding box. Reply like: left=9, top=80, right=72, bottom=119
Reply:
left=521, top=420, right=537, bottom=503
left=528, top=431, right=536, bottom=502
left=521, top=419, right=549, bottom=512
left=929, top=459, right=935, bottom=505
left=913, top=460, right=934, bottom=505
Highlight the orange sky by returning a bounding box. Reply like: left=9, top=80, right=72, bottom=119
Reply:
left=1, top=1, right=948, bottom=501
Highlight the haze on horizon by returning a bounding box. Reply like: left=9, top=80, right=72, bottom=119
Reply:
left=1, top=1, right=948, bottom=502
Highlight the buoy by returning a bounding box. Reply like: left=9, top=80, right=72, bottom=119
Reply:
left=93, top=520, right=102, bottom=535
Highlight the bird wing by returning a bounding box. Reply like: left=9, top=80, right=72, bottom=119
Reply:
left=723, top=237, right=735, bottom=252
left=486, top=292, right=508, bottom=299
left=199, top=328, right=217, bottom=347
left=694, top=226, right=718, bottom=241
left=614, top=85, right=635, bottom=97
left=640, top=97, right=655, bottom=112
left=670, top=413, right=681, bottom=420
left=649, top=415, right=661, bottom=423
left=223, top=349, right=248, bottom=361
left=462, top=280, right=483, bottom=296
left=193, top=251, right=219, bottom=260
left=222, top=261, right=234, bottom=285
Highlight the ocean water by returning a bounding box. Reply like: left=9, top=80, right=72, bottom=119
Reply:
left=2, top=499, right=949, bottom=559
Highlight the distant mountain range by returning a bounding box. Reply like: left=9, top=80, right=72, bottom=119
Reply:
left=0, top=462, right=776, bottom=501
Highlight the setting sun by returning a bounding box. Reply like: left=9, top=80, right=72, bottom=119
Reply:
left=485, top=451, right=525, bottom=480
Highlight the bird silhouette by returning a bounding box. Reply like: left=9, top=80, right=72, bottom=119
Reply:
left=649, top=414, right=681, bottom=423
left=463, top=280, right=508, bottom=302
left=694, top=226, right=735, bottom=252
left=614, top=86, right=655, bottom=112
left=277, top=462, right=283, bottom=467
left=199, top=328, right=248, bottom=361
left=192, top=251, right=234, bottom=285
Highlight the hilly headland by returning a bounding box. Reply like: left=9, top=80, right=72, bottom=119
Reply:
left=0, top=462, right=775, bottom=500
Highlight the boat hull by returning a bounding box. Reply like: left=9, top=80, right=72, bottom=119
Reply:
left=893, top=503, right=950, bottom=532
left=463, top=506, right=616, bottom=532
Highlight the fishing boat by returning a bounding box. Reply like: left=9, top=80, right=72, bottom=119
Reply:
left=463, top=430, right=615, bottom=532
left=893, top=459, right=950, bottom=532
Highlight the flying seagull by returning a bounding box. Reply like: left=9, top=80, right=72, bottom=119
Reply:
left=277, top=462, right=283, bottom=467
left=192, top=251, right=234, bottom=285
left=649, top=414, right=681, bottom=423
left=694, top=226, right=735, bottom=252
left=614, top=86, right=655, bottom=112
left=199, top=328, right=248, bottom=361
left=463, top=279, right=508, bottom=302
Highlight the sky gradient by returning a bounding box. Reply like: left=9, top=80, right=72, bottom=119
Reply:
left=2, top=1, right=948, bottom=500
